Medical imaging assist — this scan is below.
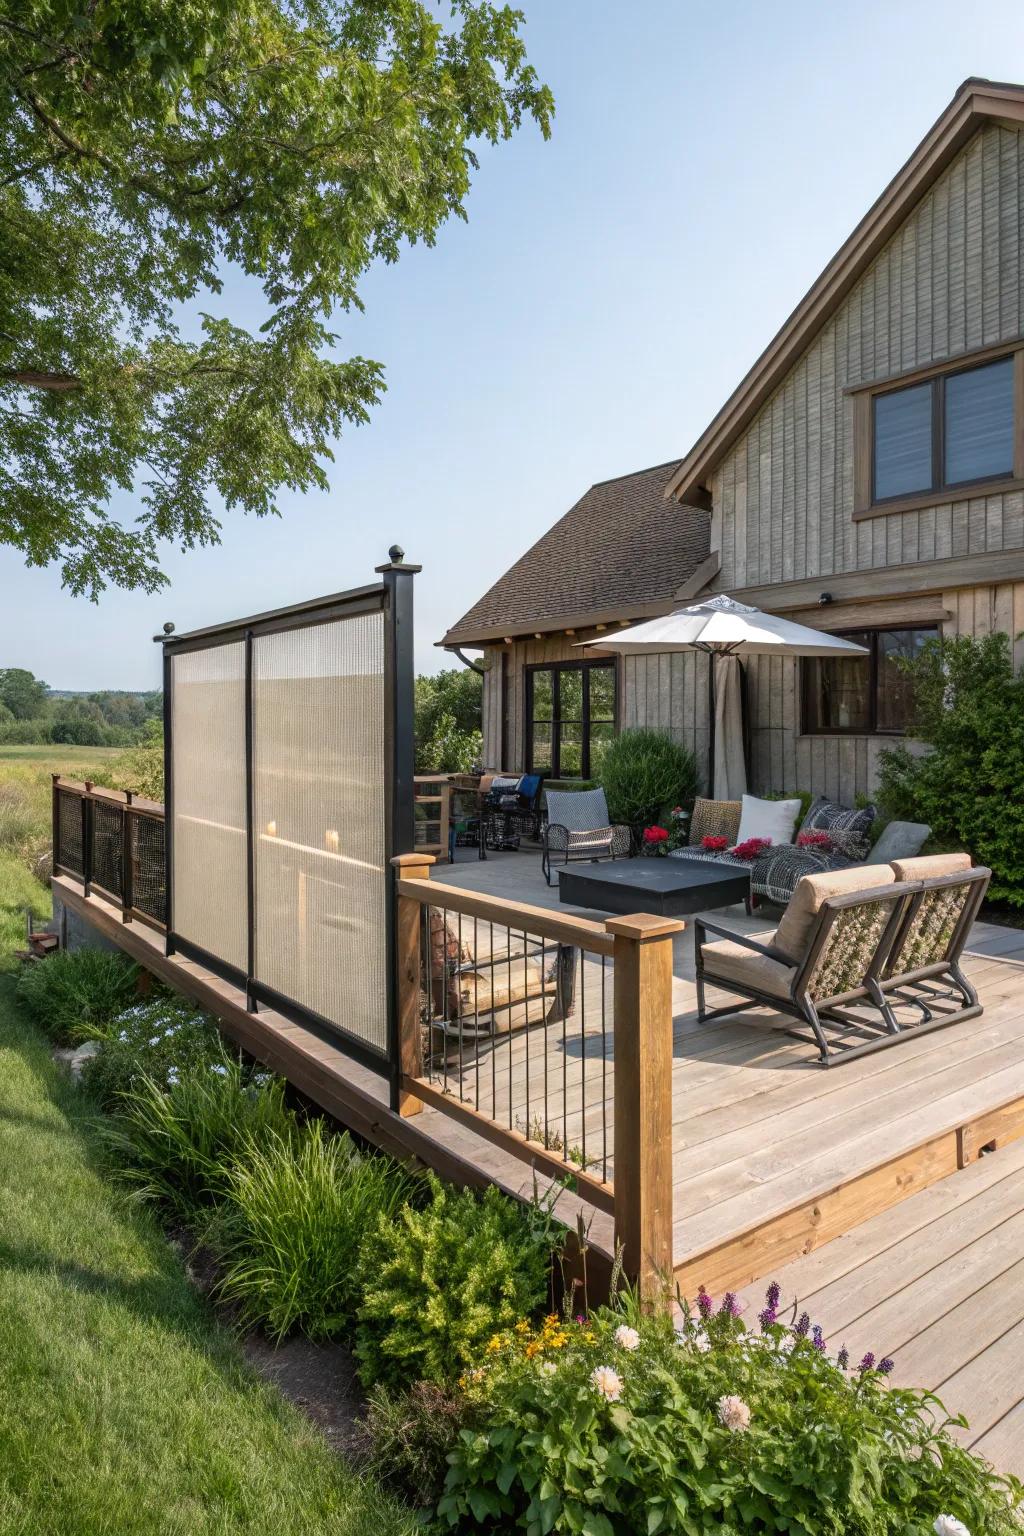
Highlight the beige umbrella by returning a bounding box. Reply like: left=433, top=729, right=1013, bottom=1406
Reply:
left=579, top=594, right=868, bottom=795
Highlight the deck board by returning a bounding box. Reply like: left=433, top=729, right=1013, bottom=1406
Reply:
left=736, top=1140, right=1024, bottom=1474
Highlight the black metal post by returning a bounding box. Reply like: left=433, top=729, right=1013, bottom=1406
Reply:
left=378, top=546, right=420, bottom=1110
left=162, top=645, right=175, bottom=956
left=244, top=629, right=257, bottom=1011
left=51, top=773, right=60, bottom=873
left=82, top=783, right=94, bottom=898
left=122, top=792, right=133, bottom=923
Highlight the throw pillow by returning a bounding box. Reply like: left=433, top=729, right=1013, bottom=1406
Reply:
left=735, top=793, right=803, bottom=848
left=800, top=796, right=876, bottom=860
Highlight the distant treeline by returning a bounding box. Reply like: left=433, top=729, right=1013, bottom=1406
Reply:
left=0, top=668, right=161, bottom=746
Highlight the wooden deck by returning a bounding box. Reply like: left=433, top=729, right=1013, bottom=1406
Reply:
left=738, top=1135, right=1024, bottom=1475
left=55, top=867, right=1024, bottom=1301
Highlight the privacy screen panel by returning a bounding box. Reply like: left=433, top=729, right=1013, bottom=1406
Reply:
left=252, top=612, right=387, bottom=1053
left=170, top=643, right=248, bottom=972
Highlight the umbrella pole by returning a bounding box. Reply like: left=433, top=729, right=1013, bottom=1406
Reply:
left=706, top=649, right=716, bottom=797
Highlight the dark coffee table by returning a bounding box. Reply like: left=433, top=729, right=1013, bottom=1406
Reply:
left=558, top=857, right=750, bottom=917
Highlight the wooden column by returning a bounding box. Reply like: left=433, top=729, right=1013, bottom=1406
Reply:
left=607, top=912, right=684, bottom=1309
left=391, top=852, right=434, bottom=1117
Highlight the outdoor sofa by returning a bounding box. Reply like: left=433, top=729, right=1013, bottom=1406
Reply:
left=694, top=853, right=990, bottom=1065
left=670, top=794, right=930, bottom=906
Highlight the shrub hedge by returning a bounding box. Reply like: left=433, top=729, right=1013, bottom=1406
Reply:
left=597, top=728, right=700, bottom=834
left=15, top=947, right=139, bottom=1045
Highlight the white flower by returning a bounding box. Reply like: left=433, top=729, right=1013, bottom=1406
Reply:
left=933, top=1519, right=970, bottom=1536
left=540, top=1361, right=557, bottom=1375
left=716, top=1394, right=751, bottom=1432
left=118, top=1032, right=128, bottom=1043
left=211, top=1063, right=228, bottom=1076
left=589, top=1365, right=623, bottom=1402
left=148, top=1036, right=161, bottom=1047
left=613, top=1325, right=640, bottom=1352
left=167, top=1069, right=179, bottom=1086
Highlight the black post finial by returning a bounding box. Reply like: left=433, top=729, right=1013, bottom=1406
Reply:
left=163, top=621, right=176, bottom=634
left=388, top=544, right=404, bottom=564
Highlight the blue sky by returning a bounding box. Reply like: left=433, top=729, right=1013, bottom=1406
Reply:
left=5, top=0, right=1024, bottom=689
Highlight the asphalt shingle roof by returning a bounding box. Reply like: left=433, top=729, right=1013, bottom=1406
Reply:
left=441, top=460, right=711, bottom=646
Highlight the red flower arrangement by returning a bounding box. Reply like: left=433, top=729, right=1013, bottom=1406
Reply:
left=731, top=836, right=772, bottom=861
left=701, top=835, right=729, bottom=852
left=643, top=825, right=669, bottom=845
left=797, top=829, right=832, bottom=850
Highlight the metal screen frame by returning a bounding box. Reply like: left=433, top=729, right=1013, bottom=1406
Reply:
left=160, top=556, right=417, bottom=1096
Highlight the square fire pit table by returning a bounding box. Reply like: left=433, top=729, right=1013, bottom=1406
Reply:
left=557, top=857, right=751, bottom=918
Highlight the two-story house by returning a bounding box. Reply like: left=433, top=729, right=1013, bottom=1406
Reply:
left=441, top=78, right=1024, bottom=805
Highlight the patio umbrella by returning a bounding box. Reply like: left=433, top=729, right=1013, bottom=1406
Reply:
left=579, top=594, right=868, bottom=796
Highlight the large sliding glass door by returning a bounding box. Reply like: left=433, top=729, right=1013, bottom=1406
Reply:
left=526, top=660, right=616, bottom=780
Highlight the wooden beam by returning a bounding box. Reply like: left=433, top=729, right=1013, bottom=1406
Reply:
left=391, top=852, right=434, bottom=1116
left=673, top=551, right=721, bottom=601
left=609, top=913, right=683, bottom=1308
left=727, top=549, right=1024, bottom=616
left=396, top=876, right=616, bottom=956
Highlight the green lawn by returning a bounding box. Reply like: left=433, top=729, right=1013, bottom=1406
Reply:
left=0, top=983, right=415, bottom=1536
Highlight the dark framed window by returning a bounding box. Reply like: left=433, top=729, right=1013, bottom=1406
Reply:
left=526, top=660, right=616, bottom=779
left=858, top=349, right=1021, bottom=516
left=801, top=627, right=938, bottom=736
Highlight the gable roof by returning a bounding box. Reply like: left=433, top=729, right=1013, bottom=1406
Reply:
left=665, top=77, right=1024, bottom=506
left=440, top=461, right=712, bottom=647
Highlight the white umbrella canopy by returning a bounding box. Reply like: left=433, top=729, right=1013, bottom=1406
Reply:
left=580, top=594, right=869, bottom=659
left=579, top=594, right=868, bottom=798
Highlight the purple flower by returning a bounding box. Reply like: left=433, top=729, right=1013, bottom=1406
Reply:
left=719, top=1292, right=740, bottom=1318
left=859, top=1352, right=876, bottom=1372
left=765, top=1280, right=781, bottom=1310
left=878, top=1357, right=895, bottom=1375
left=795, top=1312, right=811, bottom=1338
left=836, top=1346, right=849, bottom=1370
left=811, top=1325, right=826, bottom=1353
left=758, top=1306, right=777, bottom=1331
left=696, top=1287, right=713, bottom=1320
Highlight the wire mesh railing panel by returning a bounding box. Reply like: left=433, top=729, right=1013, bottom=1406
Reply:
left=55, top=790, right=84, bottom=876
left=90, top=800, right=123, bottom=897
left=129, top=813, right=166, bottom=924
left=252, top=612, right=387, bottom=1054
left=170, top=643, right=248, bottom=971
left=419, top=902, right=614, bottom=1186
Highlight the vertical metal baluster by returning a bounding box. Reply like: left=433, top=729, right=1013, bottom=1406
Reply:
left=457, top=910, right=465, bottom=1099
left=523, top=927, right=530, bottom=1136
left=425, top=904, right=434, bottom=1085
left=490, top=920, right=496, bottom=1118
left=540, top=937, right=549, bottom=1153
left=601, top=954, right=608, bottom=1182
left=507, top=928, right=513, bottom=1129
left=473, top=916, right=480, bottom=1111
left=442, top=905, right=449, bottom=1096
left=580, top=949, right=587, bottom=1173
left=562, top=942, right=568, bottom=1163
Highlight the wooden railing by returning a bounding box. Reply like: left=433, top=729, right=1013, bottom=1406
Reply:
left=393, top=852, right=680, bottom=1304
left=52, top=777, right=166, bottom=929
left=413, top=775, right=453, bottom=862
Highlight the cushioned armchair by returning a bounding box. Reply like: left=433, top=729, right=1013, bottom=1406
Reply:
left=541, top=787, right=631, bottom=886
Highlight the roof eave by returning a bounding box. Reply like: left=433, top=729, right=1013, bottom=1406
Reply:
left=664, top=79, right=1024, bottom=505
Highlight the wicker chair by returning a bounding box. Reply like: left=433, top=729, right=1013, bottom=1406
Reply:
left=541, top=787, right=631, bottom=886
left=694, top=857, right=989, bottom=1065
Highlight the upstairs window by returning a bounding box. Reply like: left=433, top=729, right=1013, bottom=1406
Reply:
left=856, top=349, right=1021, bottom=517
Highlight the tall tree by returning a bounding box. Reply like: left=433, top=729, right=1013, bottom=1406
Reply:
left=0, top=2, right=552, bottom=596
left=0, top=667, right=47, bottom=718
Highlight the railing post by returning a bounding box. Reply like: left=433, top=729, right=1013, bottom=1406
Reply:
left=606, top=912, right=684, bottom=1310
left=82, top=782, right=94, bottom=898
left=51, top=774, right=60, bottom=873
left=391, top=852, right=435, bottom=1117
left=122, top=792, right=133, bottom=923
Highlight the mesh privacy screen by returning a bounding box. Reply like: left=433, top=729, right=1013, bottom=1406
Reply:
left=252, top=612, right=387, bottom=1053
left=170, top=643, right=248, bottom=971
left=91, top=800, right=123, bottom=897
left=130, top=813, right=166, bottom=924
left=56, top=791, right=84, bottom=876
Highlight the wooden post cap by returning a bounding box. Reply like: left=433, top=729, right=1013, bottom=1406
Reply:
left=390, top=852, right=436, bottom=869
left=605, top=912, right=685, bottom=940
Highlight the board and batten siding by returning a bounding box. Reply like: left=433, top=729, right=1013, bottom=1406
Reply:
left=711, top=123, right=1024, bottom=591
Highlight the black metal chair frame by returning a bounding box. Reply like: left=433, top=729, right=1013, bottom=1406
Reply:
left=693, top=868, right=990, bottom=1066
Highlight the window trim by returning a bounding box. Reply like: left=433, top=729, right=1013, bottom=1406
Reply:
left=852, top=340, right=1024, bottom=520
left=799, top=625, right=939, bottom=738
left=524, top=659, right=617, bottom=780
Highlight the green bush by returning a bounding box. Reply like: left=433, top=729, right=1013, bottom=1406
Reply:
left=355, top=1175, right=557, bottom=1390
left=15, top=947, right=139, bottom=1045
left=215, top=1121, right=413, bottom=1342
left=596, top=728, right=700, bottom=832
left=81, top=994, right=227, bottom=1109
left=438, top=1290, right=1022, bottom=1533
left=877, top=631, right=1024, bottom=905
left=103, top=1058, right=295, bottom=1219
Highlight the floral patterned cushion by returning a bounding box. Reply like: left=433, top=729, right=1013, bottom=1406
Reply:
left=799, top=796, right=876, bottom=860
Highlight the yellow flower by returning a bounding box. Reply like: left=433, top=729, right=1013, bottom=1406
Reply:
left=514, top=1321, right=530, bottom=1335
left=486, top=1334, right=504, bottom=1353
left=584, top=1331, right=596, bottom=1343
left=524, top=1341, right=540, bottom=1359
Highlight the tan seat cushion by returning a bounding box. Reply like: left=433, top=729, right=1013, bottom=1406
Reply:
left=701, top=932, right=795, bottom=1000
left=890, top=852, right=972, bottom=881
left=773, top=864, right=897, bottom=965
